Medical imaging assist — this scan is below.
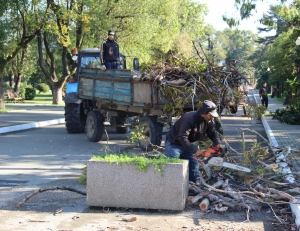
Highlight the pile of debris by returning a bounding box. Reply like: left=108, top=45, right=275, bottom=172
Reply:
left=187, top=133, right=299, bottom=230
left=133, top=59, right=250, bottom=116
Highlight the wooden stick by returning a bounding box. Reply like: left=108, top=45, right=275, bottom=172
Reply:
left=255, top=184, right=296, bottom=202
left=191, top=194, right=204, bottom=204
left=210, top=179, right=224, bottom=190
left=199, top=198, right=210, bottom=211
left=206, top=193, right=219, bottom=202
left=222, top=180, right=244, bottom=201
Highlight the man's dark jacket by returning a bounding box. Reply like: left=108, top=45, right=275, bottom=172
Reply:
left=166, top=110, right=221, bottom=154
left=101, top=39, right=120, bottom=63
left=259, top=86, right=268, bottom=97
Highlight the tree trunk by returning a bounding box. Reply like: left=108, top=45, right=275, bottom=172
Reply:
left=283, top=88, right=293, bottom=105
left=0, top=63, right=7, bottom=109
left=9, top=73, right=15, bottom=88
left=276, top=81, right=280, bottom=98
left=0, top=80, right=5, bottom=109
left=14, top=73, right=22, bottom=93
left=52, top=85, right=64, bottom=104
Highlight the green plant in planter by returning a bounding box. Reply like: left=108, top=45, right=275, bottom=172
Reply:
left=78, top=153, right=184, bottom=184
left=91, top=153, right=183, bottom=174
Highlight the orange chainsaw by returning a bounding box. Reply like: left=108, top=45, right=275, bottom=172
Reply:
left=202, top=146, right=225, bottom=159
left=200, top=145, right=251, bottom=173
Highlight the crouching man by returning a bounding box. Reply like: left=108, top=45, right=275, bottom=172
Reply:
left=165, top=100, right=222, bottom=183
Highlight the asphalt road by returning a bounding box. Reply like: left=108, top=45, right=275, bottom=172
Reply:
left=0, top=103, right=276, bottom=231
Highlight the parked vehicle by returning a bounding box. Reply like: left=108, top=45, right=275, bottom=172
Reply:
left=64, top=48, right=228, bottom=150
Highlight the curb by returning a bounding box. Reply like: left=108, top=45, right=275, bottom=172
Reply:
left=0, top=118, right=65, bottom=134
left=261, top=117, right=300, bottom=229
left=260, top=118, right=279, bottom=147
left=251, top=90, right=300, bottom=229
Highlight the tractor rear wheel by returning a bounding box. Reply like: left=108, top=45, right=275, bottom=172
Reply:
left=65, top=103, right=86, bottom=133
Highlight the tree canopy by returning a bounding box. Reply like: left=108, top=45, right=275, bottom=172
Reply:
left=1, top=0, right=300, bottom=108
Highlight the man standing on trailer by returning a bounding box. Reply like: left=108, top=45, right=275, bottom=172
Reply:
left=100, top=30, right=121, bottom=70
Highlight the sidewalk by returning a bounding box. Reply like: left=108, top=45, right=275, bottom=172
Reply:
left=0, top=104, right=65, bottom=134
left=252, top=89, right=300, bottom=228
left=252, top=90, right=300, bottom=176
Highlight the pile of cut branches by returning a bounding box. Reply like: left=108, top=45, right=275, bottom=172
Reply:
left=187, top=129, right=299, bottom=230
left=135, top=56, right=250, bottom=116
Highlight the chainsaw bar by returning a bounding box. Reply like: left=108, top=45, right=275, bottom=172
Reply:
left=208, top=157, right=251, bottom=173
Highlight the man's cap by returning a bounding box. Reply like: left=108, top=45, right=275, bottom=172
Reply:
left=108, top=30, right=115, bottom=36
left=201, top=100, right=219, bottom=117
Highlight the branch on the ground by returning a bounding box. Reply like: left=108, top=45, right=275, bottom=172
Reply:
left=15, top=186, right=86, bottom=208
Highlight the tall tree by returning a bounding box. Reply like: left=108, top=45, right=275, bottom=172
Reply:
left=0, top=1, right=48, bottom=109
left=36, top=0, right=81, bottom=104
left=223, top=0, right=289, bottom=27
left=256, top=5, right=288, bottom=44
left=34, top=0, right=208, bottom=104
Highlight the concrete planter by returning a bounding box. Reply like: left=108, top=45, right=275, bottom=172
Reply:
left=86, top=160, right=189, bottom=210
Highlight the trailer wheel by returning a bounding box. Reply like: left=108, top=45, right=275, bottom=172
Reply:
left=86, top=111, right=104, bottom=142
left=115, top=117, right=130, bottom=134
left=138, top=116, right=163, bottom=151
left=65, top=103, right=86, bottom=133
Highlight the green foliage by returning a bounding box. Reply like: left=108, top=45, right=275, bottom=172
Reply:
left=78, top=165, right=87, bottom=184
left=254, top=104, right=267, bottom=120
left=91, top=153, right=183, bottom=175
left=250, top=142, right=267, bottom=164
left=99, top=144, right=111, bottom=154
left=127, top=126, right=146, bottom=146
left=2, top=82, right=12, bottom=91
left=160, top=86, right=192, bottom=116
left=84, top=0, right=207, bottom=68
left=212, top=29, right=258, bottom=71
left=167, top=56, right=207, bottom=72
left=25, top=87, right=36, bottom=100
left=18, top=84, right=26, bottom=98
left=223, top=0, right=289, bottom=27
left=272, top=101, right=300, bottom=125
left=242, top=141, right=269, bottom=175
left=37, top=83, right=50, bottom=93
left=244, top=101, right=267, bottom=120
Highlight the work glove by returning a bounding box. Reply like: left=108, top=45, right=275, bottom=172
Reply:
left=100, top=64, right=106, bottom=70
